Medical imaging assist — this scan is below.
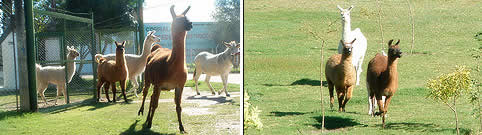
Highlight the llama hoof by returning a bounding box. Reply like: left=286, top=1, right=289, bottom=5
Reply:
left=226, top=94, right=231, bottom=97
left=196, top=92, right=200, bottom=95
left=180, top=131, right=188, bottom=134
left=138, top=108, right=144, bottom=116
left=211, top=92, right=216, bottom=95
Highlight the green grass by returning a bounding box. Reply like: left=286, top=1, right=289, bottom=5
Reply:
left=244, top=0, right=481, bottom=134
left=0, top=81, right=240, bottom=134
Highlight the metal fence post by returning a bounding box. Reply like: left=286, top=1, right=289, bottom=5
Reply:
left=90, top=11, right=97, bottom=100
left=25, top=0, right=38, bottom=111
left=63, top=20, right=70, bottom=104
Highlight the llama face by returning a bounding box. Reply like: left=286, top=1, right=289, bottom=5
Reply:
left=337, top=5, right=353, bottom=22
left=171, top=5, right=193, bottom=31
left=147, top=31, right=161, bottom=43
left=340, top=39, right=356, bottom=54
left=224, top=41, right=240, bottom=56
left=114, top=41, right=126, bottom=53
left=388, top=39, right=402, bottom=58
left=67, top=46, right=79, bottom=59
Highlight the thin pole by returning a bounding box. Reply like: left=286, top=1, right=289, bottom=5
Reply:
left=320, top=40, right=325, bottom=133
left=406, top=0, right=415, bottom=54
left=24, top=0, right=38, bottom=111
left=376, top=0, right=385, bottom=50
left=90, top=11, right=97, bottom=100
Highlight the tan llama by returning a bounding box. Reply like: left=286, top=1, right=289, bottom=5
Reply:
left=96, top=41, right=129, bottom=103
left=325, top=39, right=357, bottom=112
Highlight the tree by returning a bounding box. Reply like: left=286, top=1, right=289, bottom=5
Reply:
left=426, top=66, right=473, bottom=135
left=0, top=0, right=13, bottom=44
left=211, top=0, right=240, bottom=45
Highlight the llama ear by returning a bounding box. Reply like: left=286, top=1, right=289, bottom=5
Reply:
left=236, top=43, right=240, bottom=48
left=337, top=5, right=343, bottom=11
left=348, top=5, right=354, bottom=11
left=350, top=38, right=357, bottom=44
left=182, top=6, right=191, bottom=15
left=114, top=41, right=119, bottom=45
left=388, top=39, right=394, bottom=46
left=122, top=41, right=127, bottom=46
left=170, top=5, right=176, bottom=18
left=395, top=39, right=400, bottom=46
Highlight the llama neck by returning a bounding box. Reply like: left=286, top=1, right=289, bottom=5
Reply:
left=342, top=54, right=353, bottom=70
left=140, top=38, right=153, bottom=58
left=220, top=48, right=233, bottom=65
left=342, top=19, right=352, bottom=41
left=116, top=51, right=126, bottom=67
left=171, top=31, right=187, bottom=65
left=387, top=58, right=399, bottom=83
left=66, top=56, right=76, bottom=83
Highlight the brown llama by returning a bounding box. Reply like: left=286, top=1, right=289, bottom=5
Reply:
left=137, top=5, right=192, bottom=133
left=366, top=39, right=402, bottom=128
left=96, top=41, right=129, bottom=103
left=325, top=39, right=357, bottom=112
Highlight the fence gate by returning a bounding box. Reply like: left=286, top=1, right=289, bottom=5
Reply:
left=34, top=9, right=96, bottom=106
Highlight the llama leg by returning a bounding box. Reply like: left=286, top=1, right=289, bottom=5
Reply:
left=111, top=83, right=117, bottom=102
left=383, top=96, right=392, bottom=117
left=342, top=86, right=354, bottom=112
left=328, top=81, right=334, bottom=109
left=129, top=76, right=139, bottom=97
left=96, top=80, right=104, bottom=102
left=220, top=73, right=230, bottom=97
left=205, top=75, right=216, bottom=95
left=120, top=80, right=128, bottom=103
left=336, top=89, right=345, bottom=112
left=375, top=95, right=384, bottom=116
left=138, top=82, right=151, bottom=116
left=104, top=82, right=111, bottom=102
left=193, top=69, right=201, bottom=95
left=175, top=87, right=186, bottom=133
left=368, top=90, right=373, bottom=115
left=54, top=85, right=62, bottom=105
left=38, top=82, right=49, bottom=105
left=145, top=85, right=161, bottom=128
left=62, top=84, right=68, bottom=104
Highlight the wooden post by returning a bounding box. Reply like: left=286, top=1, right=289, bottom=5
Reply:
left=90, top=11, right=97, bottom=100
left=320, top=40, right=325, bottom=133
left=15, top=0, right=32, bottom=111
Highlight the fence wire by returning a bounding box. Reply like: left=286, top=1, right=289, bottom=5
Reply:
left=0, top=0, right=19, bottom=111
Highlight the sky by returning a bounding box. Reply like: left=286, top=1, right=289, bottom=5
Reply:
left=143, top=0, right=216, bottom=23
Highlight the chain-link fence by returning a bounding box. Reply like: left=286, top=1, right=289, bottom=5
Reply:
left=0, top=0, right=19, bottom=111
left=34, top=9, right=95, bottom=107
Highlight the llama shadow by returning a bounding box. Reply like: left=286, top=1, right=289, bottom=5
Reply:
left=380, top=122, right=472, bottom=134
left=186, top=95, right=233, bottom=104
left=311, top=116, right=365, bottom=130
left=120, top=119, right=176, bottom=135
left=290, top=78, right=327, bottom=87
left=38, top=99, right=115, bottom=114
left=269, top=111, right=310, bottom=117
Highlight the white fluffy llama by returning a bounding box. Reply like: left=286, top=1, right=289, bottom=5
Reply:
left=337, top=5, right=367, bottom=86
left=36, top=46, right=79, bottom=105
left=94, top=31, right=160, bottom=97
left=193, top=41, right=240, bottom=96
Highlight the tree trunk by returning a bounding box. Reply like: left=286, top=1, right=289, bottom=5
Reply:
left=320, top=40, right=325, bottom=133
left=454, top=97, right=459, bottom=135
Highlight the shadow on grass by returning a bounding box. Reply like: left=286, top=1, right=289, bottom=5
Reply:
left=38, top=98, right=128, bottom=114
left=186, top=95, right=233, bottom=104
left=0, top=110, right=29, bottom=121
left=290, top=79, right=327, bottom=87
left=312, top=116, right=365, bottom=130
left=380, top=122, right=472, bottom=134
left=120, top=120, right=175, bottom=135
left=269, top=111, right=311, bottom=117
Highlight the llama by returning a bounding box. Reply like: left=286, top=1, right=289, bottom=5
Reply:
left=137, top=5, right=192, bottom=133
left=94, top=31, right=160, bottom=97
left=326, top=39, right=357, bottom=112
left=36, top=46, right=79, bottom=105
left=337, top=5, right=367, bottom=86
left=193, top=41, right=240, bottom=96
left=366, top=39, right=402, bottom=128
left=96, top=41, right=129, bottom=103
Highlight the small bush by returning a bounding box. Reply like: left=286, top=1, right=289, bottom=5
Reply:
left=244, top=90, right=263, bottom=130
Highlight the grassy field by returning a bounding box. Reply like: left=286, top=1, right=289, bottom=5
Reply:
left=244, top=0, right=481, bottom=134
left=0, top=80, right=240, bottom=135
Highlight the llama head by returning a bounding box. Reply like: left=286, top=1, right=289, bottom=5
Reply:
left=66, top=46, right=79, bottom=59
left=114, top=41, right=126, bottom=54
left=340, top=38, right=356, bottom=55
left=170, top=5, right=193, bottom=32
left=387, top=39, right=402, bottom=58
left=146, top=30, right=161, bottom=44
left=223, top=41, right=241, bottom=56
left=337, top=5, right=354, bottom=22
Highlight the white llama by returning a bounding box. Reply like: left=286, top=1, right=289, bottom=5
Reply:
left=193, top=41, right=240, bottom=96
left=337, top=5, right=367, bottom=86
left=36, top=46, right=79, bottom=105
left=95, top=31, right=160, bottom=97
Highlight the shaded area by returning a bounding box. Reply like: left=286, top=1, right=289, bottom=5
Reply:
left=186, top=95, right=233, bottom=105
left=0, top=110, right=29, bottom=121
left=269, top=111, right=309, bottom=117
left=120, top=119, right=175, bottom=135
left=38, top=98, right=121, bottom=114
left=290, top=78, right=327, bottom=87
left=312, top=116, right=364, bottom=130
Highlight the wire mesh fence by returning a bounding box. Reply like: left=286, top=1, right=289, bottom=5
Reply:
left=0, top=0, right=19, bottom=111
left=34, top=9, right=95, bottom=107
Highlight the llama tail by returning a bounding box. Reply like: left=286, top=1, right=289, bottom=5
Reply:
left=193, top=68, right=197, bottom=78
left=95, top=54, right=104, bottom=63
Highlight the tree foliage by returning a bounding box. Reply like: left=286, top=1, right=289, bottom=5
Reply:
left=427, top=66, right=473, bottom=102
left=244, top=90, right=263, bottom=130
left=211, top=0, right=240, bottom=44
